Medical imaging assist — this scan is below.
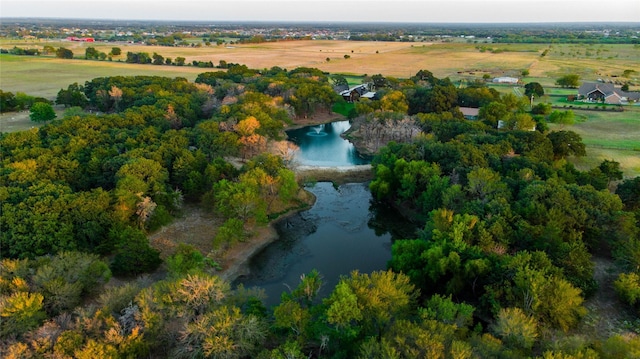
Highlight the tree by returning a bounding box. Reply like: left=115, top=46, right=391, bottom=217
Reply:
left=380, top=90, right=408, bottom=113
left=556, top=74, right=580, bottom=88
left=0, top=292, right=47, bottom=337
left=331, top=74, right=349, bottom=89
left=491, top=307, right=537, bottom=351
left=108, top=85, right=123, bottom=112
left=1, top=90, right=17, bottom=112
left=56, top=47, right=74, bottom=59
left=110, top=47, right=122, bottom=56
left=372, top=74, right=388, bottom=89
left=531, top=103, right=552, bottom=115
left=152, top=52, right=164, bottom=65
left=548, top=110, right=575, bottom=125
left=85, top=47, right=98, bottom=59
left=524, top=82, right=544, bottom=98
left=548, top=130, right=586, bottom=159
left=616, top=177, right=640, bottom=212
left=56, top=82, right=89, bottom=108
left=29, top=102, right=56, bottom=122
left=614, top=272, right=640, bottom=308
left=598, top=159, right=623, bottom=186
left=109, top=227, right=161, bottom=277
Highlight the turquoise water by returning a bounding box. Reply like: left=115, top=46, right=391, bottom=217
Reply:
left=285, top=121, right=370, bottom=166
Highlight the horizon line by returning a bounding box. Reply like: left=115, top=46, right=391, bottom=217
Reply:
left=2, top=17, right=640, bottom=26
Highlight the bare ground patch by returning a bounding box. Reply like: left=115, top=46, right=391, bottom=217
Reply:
left=148, top=189, right=315, bottom=283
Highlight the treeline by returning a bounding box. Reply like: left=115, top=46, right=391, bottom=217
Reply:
left=1, top=45, right=74, bottom=59
left=0, top=90, right=52, bottom=113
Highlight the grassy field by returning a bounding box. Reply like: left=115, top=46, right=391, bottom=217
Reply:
left=3, top=40, right=638, bottom=97
left=549, top=108, right=640, bottom=178
left=0, top=54, right=205, bottom=99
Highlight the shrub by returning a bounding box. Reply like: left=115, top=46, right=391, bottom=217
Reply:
left=29, top=102, right=56, bottom=122
left=166, top=243, right=205, bottom=277
left=0, top=292, right=46, bottom=337
left=214, top=218, right=245, bottom=249
left=110, top=227, right=161, bottom=277
left=32, top=251, right=111, bottom=314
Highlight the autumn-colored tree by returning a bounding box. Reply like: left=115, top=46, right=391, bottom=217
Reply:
left=106, top=85, right=122, bottom=113
left=236, top=116, right=266, bottom=158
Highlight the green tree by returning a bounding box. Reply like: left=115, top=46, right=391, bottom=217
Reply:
left=524, top=82, right=544, bottom=98
left=548, top=130, right=586, bottom=160
left=532, top=102, right=552, bottom=115
left=152, top=52, right=164, bottom=65
left=110, top=47, right=122, bottom=56
left=29, top=102, right=56, bottom=122
left=614, top=272, right=640, bottom=308
left=556, top=74, right=580, bottom=88
left=372, top=74, right=388, bottom=89
left=32, top=251, right=111, bottom=315
left=548, top=110, right=575, bottom=125
left=166, top=243, right=206, bottom=277
left=598, top=159, right=623, bottom=186
left=109, top=227, right=161, bottom=277
left=331, top=74, right=349, bottom=89
left=0, top=89, right=17, bottom=112
left=479, top=101, right=509, bottom=127
left=85, top=47, right=99, bottom=59
left=491, top=307, right=538, bottom=351
left=616, top=177, right=640, bottom=212
left=56, top=82, right=89, bottom=107
left=56, top=47, right=74, bottom=59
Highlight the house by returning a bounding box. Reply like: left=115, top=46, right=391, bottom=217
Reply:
left=340, top=84, right=374, bottom=102
left=492, top=77, right=519, bottom=84
left=578, top=82, right=640, bottom=104
left=459, top=107, right=479, bottom=120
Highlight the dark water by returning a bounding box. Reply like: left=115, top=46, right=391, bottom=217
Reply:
left=286, top=120, right=370, bottom=166
left=235, top=182, right=417, bottom=307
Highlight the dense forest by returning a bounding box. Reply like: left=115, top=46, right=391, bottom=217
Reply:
left=2, top=64, right=640, bottom=358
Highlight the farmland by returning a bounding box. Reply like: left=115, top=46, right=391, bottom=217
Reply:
left=2, top=38, right=639, bottom=177
left=2, top=39, right=639, bottom=99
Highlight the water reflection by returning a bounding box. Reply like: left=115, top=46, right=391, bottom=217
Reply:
left=286, top=121, right=370, bottom=166
left=235, top=182, right=417, bottom=307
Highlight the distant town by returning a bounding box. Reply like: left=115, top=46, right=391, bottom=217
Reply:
left=1, top=18, right=639, bottom=45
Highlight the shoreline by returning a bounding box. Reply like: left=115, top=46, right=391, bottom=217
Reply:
left=217, top=191, right=316, bottom=282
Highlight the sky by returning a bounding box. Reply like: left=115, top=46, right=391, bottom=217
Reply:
left=1, top=0, right=639, bottom=23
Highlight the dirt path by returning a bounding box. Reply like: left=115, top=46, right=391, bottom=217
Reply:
left=579, top=256, right=636, bottom=338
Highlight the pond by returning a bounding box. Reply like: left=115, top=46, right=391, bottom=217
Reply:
left=235, top=181, right=417, bottom=307
left=285, top=120, right=370, bottom=166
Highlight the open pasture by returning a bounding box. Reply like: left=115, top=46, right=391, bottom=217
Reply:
left=0, top=54, right=204, bottom=99
left=3, top=40, right=638, bottom=98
